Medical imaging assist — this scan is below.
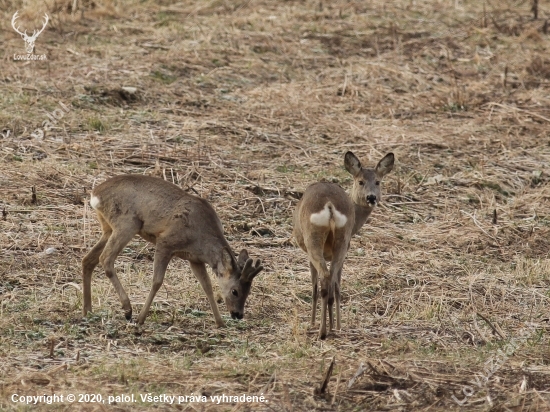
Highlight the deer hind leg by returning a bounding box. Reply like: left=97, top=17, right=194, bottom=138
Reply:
left=335, top=267, right=342, bottom=330
left=189, top=261, right=225, bottom=327
left=328, top=276, right=334, bottom=332
left=330, top=240, right=348, bottom=332
left=82, top=214, right=112, bottom=316
left=307, top=247, right=330, bottom=340
left=99, top=221, right=140, bottom=320
left=309, top=262, right=318, bottom=327
left=136, top=245, right=172, bottom=325
left=318, top=267, right=332, bottom=340
left=327, top=259, right=340, bottom=333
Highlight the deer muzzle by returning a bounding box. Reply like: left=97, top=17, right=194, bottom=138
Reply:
left=230, top=311, right=244, bottom=320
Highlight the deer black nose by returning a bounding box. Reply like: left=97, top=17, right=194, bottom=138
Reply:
left=231, top=311, right=243, bottom=320
left=366, top=195, right=377, bottom=204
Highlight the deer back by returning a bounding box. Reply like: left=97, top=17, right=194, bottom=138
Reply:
left=293, top=182, right=354, bottom=256
left=91, top=175, right=225, bottom=249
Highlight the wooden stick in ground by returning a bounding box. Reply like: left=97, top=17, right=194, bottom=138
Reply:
left=314, top=356, right=335, bottom=397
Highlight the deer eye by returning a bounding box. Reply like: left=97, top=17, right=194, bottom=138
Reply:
left=231, top=289, right=239, bottom=297
left=375, top=181, right=380, bottom=186
left=358, top=181, right=364, bottom=186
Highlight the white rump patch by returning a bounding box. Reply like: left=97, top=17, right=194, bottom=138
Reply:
left=309, top=203, right=348, bottom=228
left=90, top=195, right=100, bottom=210
left=332, top=208, right=348, bottom=228
left=310, top=206, right=330, bottom=227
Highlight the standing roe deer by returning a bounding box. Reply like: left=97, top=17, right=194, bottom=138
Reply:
left=293, top=151, right=394, bottom=339
left=82, top=175, right=263, bottom=327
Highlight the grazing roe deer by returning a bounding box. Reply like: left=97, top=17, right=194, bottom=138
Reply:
left=293, top=152, right=394, bottom=339
left=82, top=175, right=263, bottom=327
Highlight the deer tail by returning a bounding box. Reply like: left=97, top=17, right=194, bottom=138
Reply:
left=326, top=202, right=337, bottom=249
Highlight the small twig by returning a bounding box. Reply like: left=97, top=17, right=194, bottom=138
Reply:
left=486, top=102, right=550, bottom=123
left=460, top=210, right=497, bottom=241
left=384, top=302, right=400, bottom=325
left=476, top=312, right=506, bottom=340
left=186, top=186, right=200, bottom=196
left=472, top=314, right=488, bottom=345
left=533, top=389, right=550, bottom=407
left=331, top=373, right=341, bottom=405
left=314, top=356, right=335, bottom=396
left=47, top=363, right=68, bottom=375
left=259, top=372, right=276, bottom=395
left=245, top=185, right=302, bottom=200
left=340, top=74, right=348, bottom=97
left=347, top=362, right=367, bottom=389
left=531, top=0, right=538, bottom=20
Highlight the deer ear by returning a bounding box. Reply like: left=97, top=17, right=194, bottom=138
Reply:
left=344, top=151, right=362, bottom=176
left=237, top=249, right=249, bottom=267
left=376, top=153, right=395, bottom=178
left=219, top=247, right=236, bottom=276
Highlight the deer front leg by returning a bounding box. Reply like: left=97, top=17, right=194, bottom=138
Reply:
left=136, top=247, right=172, bottom=325
left=189, top=261, right=225, bottom=328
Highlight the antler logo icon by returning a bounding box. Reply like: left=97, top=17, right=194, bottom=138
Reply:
left=12, top=11, right=49, bottom=54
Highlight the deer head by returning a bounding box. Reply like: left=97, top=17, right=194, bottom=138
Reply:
left=345, top=151, right=395, bottom=208
left=217, top=248, right=263, bottom=320
left=12, top=11, right=49, bottom=54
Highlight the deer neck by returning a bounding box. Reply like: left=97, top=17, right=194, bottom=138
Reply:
left=352, top=203, right=374, bottom=236
left=207, top=240, right=234, bottom=276
left=176, top=235, right=230, bottom=275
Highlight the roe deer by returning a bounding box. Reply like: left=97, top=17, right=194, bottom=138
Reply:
left=293, top=152, right=394, bottom=339
left=82, top=175, right=263, bottom=327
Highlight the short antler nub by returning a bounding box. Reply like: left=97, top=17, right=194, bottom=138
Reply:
left=241, top=258, right=263, bottom=282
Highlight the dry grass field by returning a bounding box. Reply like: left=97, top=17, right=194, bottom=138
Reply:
left=1, top=0, right=550, bottom=410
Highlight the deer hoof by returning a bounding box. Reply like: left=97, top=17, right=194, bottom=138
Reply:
left=124, top=310, right=133, bottom=321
